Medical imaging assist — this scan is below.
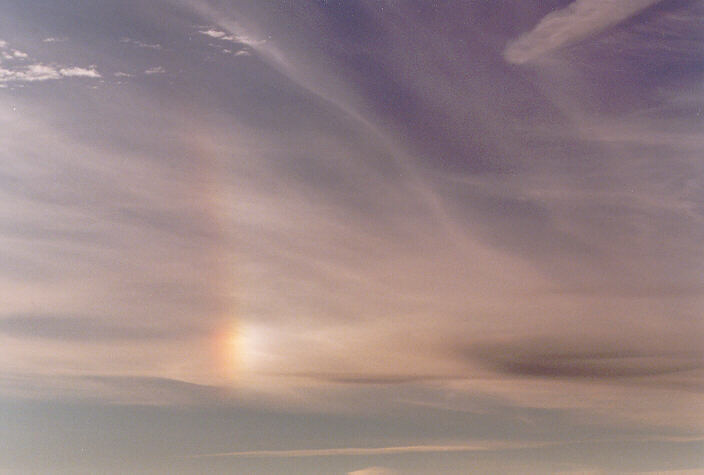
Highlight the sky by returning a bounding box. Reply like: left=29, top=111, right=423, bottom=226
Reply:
left=0, top=0, right=703, bottom=473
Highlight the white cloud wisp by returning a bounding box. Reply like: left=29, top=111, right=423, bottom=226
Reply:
left=504, top=0, right=664, bottom=64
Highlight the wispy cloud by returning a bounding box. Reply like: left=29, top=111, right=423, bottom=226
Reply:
left=144, top=65, right=165, bottom=74
left=198, top=27, right=264, bottom=48
left=504, top=0, right=665, bottom=64
left=120, top=37, right=162, bottom=50
left=187, top=436, right=704, bottom=459
left=187, top=442, right=537, bottom=458
left=1, top=3, right=702, bottom=470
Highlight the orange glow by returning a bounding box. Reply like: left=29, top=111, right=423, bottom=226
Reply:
left=213, top=319, right=243, bottom=383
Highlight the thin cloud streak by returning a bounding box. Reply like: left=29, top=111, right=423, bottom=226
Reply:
left=187, top=435, right=704, bottom=459
left=187, top=442, right=550, bottom=458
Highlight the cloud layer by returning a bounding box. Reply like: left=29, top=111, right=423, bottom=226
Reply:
left=0, top=0, right=702, bottom=472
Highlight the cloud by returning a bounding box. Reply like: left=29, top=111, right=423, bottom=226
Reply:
left=187, top=437, right=704, bottom=459
left=0, top=314, right=195, bottom=341
left=2, top=0, right=702, bottom=452
left=281, top=372, right=455, bottom=385
left=144, top=66, right=165, bottom=74
left=0, top=39, right=101, bottom=82
left=199, top=28, right=226, bottom=39
left=348, top=467, right=397, bottom=475
left=198, top=27, right=265, bottom=47
left=0, top=41, right=28, bottom=61
left=504, top=0, right=664, bottom=64
left=119, top=37, right=162, bottom=50
left=42, top=37, right=66, bottom=43
left=0, top=63, right=60, bottom=82
left=59, top=66, right=101, bottom=78
left=464, top=337, right=704, bottom=380
left=0, top=65, right=101, bottom=82
left=188, top=442, right=534, bottom=458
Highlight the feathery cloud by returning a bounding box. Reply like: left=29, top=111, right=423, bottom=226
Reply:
left=504, top=0, right=664, bottom=64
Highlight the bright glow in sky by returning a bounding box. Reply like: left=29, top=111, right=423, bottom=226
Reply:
left=0, top=0, right=702, bottom=473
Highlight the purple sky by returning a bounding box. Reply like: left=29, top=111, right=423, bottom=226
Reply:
left=1, top=0, right=703, bottom=473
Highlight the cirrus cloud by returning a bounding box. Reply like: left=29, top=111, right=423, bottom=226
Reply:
left=504, top=0, right=664, bottom=64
